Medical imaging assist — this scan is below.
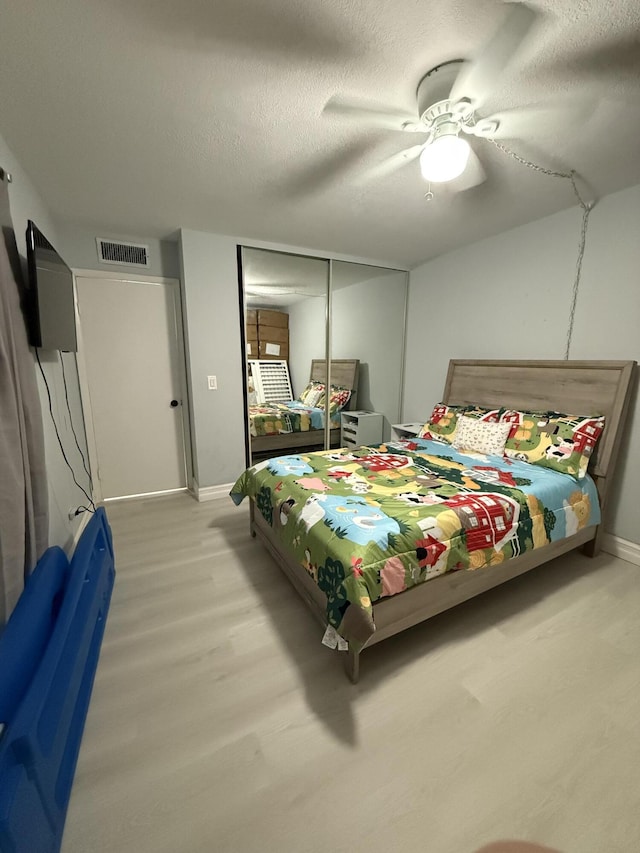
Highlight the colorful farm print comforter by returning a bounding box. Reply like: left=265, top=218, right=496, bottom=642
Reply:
left=249, top=402, right=340, bottom=437
left=230, top=438, right=600, bottom=649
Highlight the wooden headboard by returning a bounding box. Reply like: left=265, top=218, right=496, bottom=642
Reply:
left=310, top=359, right=360, bottom=410
left=442, top=360, right=636, bottom=483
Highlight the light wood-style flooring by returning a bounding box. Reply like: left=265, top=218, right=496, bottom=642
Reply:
left=62, top=492, right=640, bottom=853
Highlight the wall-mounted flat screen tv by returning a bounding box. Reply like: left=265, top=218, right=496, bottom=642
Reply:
left=25, top=220, right=77, bottom=352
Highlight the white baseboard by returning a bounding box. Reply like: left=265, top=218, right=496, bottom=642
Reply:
left=602, top=534, right=640, bottom=566
left=103, top=487, right=188, bottom=504
left=191, top=481, right=234, bottom=502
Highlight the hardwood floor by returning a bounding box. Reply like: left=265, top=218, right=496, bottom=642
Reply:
left=62, top=493, right=640, bottom=853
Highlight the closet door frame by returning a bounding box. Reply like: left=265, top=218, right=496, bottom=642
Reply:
left=323, top=260, right=332, bottom=452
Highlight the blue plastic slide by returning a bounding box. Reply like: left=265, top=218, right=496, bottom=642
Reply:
left=0, top=508, right=115, bottom=853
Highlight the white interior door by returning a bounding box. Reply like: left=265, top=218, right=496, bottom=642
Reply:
left=76, top=275, right=188, bottom=500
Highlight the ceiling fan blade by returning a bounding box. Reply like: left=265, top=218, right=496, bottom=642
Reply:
left=361, top=144, right=425, bottom=183
left=449, top=3, right=538, bottom=111
left=472, top=95, right=595, bottom=141
left=323, top=96, right=419, bottom=132
left=278, top=138, right=381, bottom=198
left=540, top=34, right=640, bottom=85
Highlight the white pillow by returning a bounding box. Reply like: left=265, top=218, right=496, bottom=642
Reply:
left=304, top=388, right=324, bottom=408
left=453, top=415, right=511, bottom=456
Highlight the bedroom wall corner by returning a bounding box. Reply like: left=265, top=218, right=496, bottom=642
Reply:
left=0, top=130, right=91, bottom=554
left=404, top=182, right=640, bottom=544
left=178, top=229, right=246, bottom=488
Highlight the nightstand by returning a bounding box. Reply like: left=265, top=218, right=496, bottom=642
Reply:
left=390, top=422, right=425, bottom=440
left=341, top=411, right=384, bottom=449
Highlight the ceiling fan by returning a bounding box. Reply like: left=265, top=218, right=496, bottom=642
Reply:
left=324, top=2, right=540, bottom=193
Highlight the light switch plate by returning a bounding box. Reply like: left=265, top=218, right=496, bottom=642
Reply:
left=207, top=375, right=217, bottom=390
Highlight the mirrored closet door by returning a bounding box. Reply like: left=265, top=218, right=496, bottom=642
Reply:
left=330, top=261, right=408, bottom=442
left=239, top=247, right=408, bottom=465
left=241, top=248, right=329, bottom=464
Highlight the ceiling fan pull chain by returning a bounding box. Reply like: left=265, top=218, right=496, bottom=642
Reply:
left=485, top=138, right=595, bottom=360
left=424, top=183, right=434, bottom=202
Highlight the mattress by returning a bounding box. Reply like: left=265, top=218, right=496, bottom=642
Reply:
left=230, top=437, right=600, bottom=649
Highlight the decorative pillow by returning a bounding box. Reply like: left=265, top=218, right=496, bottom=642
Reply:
left=418, top=403, right=502, bottom=443
left=418, top=403, right=463, bottom=441
left=320, top=385, right=352, bottom=415
left=453, top=415, right=512, bottom=456
left=417, top=428, right=437, bottom=440
left=501, top=409, right=605, bottom=478
left=298, top=381, right=325, bottom=408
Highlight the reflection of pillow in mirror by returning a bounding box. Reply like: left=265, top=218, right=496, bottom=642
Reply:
left=305, top=388, right=325, bottom=408
left=298, top=381, right=325, bottom=408
left=330, top=387, right=351, bottom=414
left=453, top=415, right=511, bottom=456
left=319, top=385, right=352, bottom=415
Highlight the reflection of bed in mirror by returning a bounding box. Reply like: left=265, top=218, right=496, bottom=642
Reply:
left=249, top=358, right=360, bottom=459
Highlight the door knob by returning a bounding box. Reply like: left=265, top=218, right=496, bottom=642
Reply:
left=170, top=399, right=179, bottom=408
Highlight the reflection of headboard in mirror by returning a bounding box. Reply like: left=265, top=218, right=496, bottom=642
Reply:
left=310, top=359, right=360, bottom=411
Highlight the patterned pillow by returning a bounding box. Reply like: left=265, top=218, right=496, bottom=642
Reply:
left=320, top=385, right=352, bottom=415
left=453, top=415, right=512, bottom=456
left=298, top=381, right=325, bottom=408
left=500, top=409, right=605, bottom=478
left=418, top=403, right=502, bottom=443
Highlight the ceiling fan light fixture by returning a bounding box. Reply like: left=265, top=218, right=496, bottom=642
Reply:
left=419, top=134, right=471, bottom=183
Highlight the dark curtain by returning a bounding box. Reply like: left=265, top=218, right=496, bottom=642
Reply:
left=0, top=175, right=48, bottom=625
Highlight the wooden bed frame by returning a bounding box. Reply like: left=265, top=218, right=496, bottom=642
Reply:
left=250, top=358, right=360, bottom=456
left=249, top=359, right=636, bottom=682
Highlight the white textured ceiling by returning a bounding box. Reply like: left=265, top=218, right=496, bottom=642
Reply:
left=0, top=0, right=639, bottom=267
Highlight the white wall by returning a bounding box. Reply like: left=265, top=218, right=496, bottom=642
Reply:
left=280, top=270, right=409, bottom=438
left=404, top=183, right=640, bottom=543
left=179, top=230, right=246, bottom=487
left=0, top=131, right=91, bottom=552
left=287, top=270, right=408, bottom=435
left=331, top=270, right=407, bottom=438
left=287, top=295, right=327, bottom=397
left=56, top=222, right=180, bottom=279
